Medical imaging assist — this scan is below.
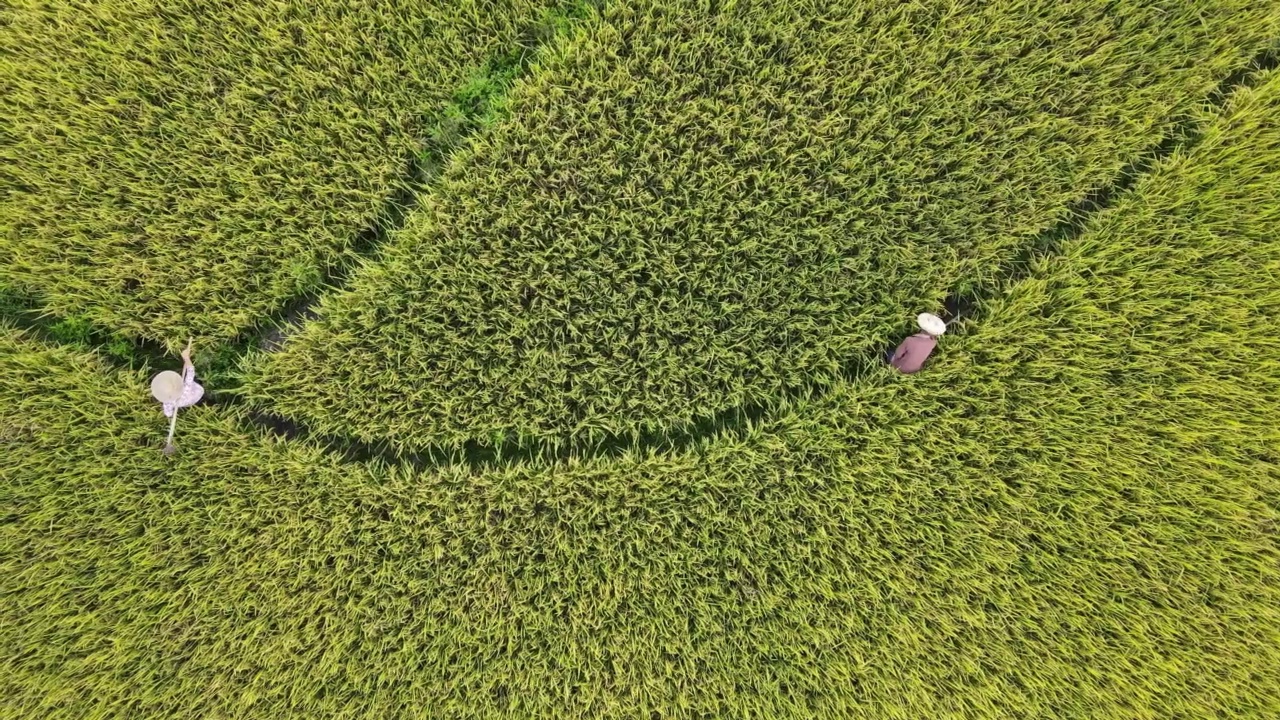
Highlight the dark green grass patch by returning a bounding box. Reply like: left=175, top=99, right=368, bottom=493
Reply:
left=0, top=0, right=568, bottom=349
left=5, top=70, right=1280, bottom=717
left=241, top=0, right=1280, bottom=450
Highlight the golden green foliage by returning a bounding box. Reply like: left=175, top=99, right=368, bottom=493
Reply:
left=0, top=0, right=559, bottom=349
left=4, top=69, right=1280, bottom=717
left=240, top=0, right=1280, bottom=450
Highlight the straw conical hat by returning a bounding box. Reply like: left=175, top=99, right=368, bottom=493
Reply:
left=150, top=370, right=184, bottom=403
left=917, top=312, right=947, bottom=336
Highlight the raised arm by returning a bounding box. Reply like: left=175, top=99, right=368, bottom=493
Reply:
left=180, top=339, right=195, bottom=382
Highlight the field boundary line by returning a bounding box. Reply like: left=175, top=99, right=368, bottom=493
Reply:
left=3, top=42, right=1276, bottom=472
left=2, top=0, right=603, bottom=388
left=226, top=45, right=1280, bottom=472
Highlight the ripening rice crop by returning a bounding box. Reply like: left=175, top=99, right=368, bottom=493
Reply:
left=0, top=0, right=561, bottom=349
left=5, top=64, right=1279, bottom=720
left=239, top=0, right=1280, bottom=451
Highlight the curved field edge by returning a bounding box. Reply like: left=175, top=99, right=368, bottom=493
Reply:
left=4, top=68, right=1280, bottom=716
left=239, top=0, right=1280, bottom=451
left=0, top=0, right=568, bottom=350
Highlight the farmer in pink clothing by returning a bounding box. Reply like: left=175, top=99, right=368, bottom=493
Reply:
left=150, top=339, right=204, bottom=455
left=888, top=313, right=947, bottom=374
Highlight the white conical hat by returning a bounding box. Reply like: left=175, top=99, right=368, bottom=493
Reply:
left=150, top=370, right=184, bottom=403
left=917, top=312, right=947, bottom=336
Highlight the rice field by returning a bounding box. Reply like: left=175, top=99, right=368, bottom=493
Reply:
left=0, top=0, right=566, bottom=348
left=2, top=0, right=1279, bottom=717
left=240, top=0, right=1280, bottom=450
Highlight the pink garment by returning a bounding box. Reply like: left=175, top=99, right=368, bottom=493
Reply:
left=890, top=332, right=937, bottom=374
left=162, top=363, right=204, bottom=418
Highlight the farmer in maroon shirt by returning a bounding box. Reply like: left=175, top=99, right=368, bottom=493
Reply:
left=888, top=313, right=947, bottom=374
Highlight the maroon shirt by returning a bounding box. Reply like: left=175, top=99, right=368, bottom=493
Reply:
left=890, top=333, right=937, bottom=374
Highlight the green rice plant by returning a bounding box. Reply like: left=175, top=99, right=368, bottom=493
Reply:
left=0, top=282, right=149, bottom=363
left=4, top=69, right=1280, bottom=717
left=0, top=0, right=567, bottom=349
left=239, top=0, right=1280, bottom=451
